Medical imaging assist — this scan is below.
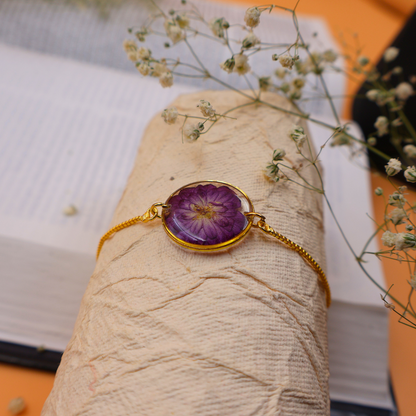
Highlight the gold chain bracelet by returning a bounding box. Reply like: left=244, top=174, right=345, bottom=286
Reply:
left=97, top=180, right=331, bottom=307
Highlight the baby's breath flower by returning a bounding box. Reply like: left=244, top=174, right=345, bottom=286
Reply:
left=274, top=68, right=286, bottom=79
left=161, top=107, right=178, bottom=124
left=159, top=71, right=173, bottom=88
left=175, top=13, right=190, bottom=28
left=292, top=77, right=305, bottom=89
left=383, top=46, right=399, bottom=62
left=8, top=397, right=25, bottom=415
left=234, top=54, right=251, bottom=75
left=384, top=301, right=396, bottom=310
left=395, top=232, right=416, bottom=250
left=388, top=191, right=406, bottom=207
left=375, top=187, right=383, bottom=196
left=404, top=144, right=416, bottom=158
left=357, top=55, right=369, bottom=66
left=404, top=166, right=416, bottom=183
left=150, top=62, right=168, bottom=77
left=395, top=82, right=414, bottom=100
left=123, top=39, right=137, bottom=54
left=374, top=116, right=389, bottom=137
left=366, top=69, right=380, bottom=82
left=392, top=66, right=403, bottom=74
left=244, top=7, right=261, bottom=28
left=322, top=49, right=337, bottom=63
left=273, top=148, right=286, bottom=160
left=264, top=163, right=279, bottom=182
left=279, top=54, right=295, bottom=70
left=164, top=20, right=185, bottom=44
left=330, top=131, right=351, bottom=146
left=197, top=100, right=216, bottom=118
left=135, top=27, right=148, bottom=42
left=183, top=123, right=201, bottom=142
left=406, top=224, right=414, bottom=231
left=280, top=82, right=290, bottom=93
left=137, top=47, right=151, bottom=60
left=242, top=32, right=260, bottom=49
left=259, top=76, right=271, bottom=91
left=209, top=18, right=229, bottom=38
left=289, top=125, right=307, bottom=148
left=63, top=204, right=77, bottom=216
left=381, top=230, right=397, bottom=247
left=368, top=137, right=377, bottom=146
left=385, top=158, right=402, bottom=176
left=390, top=208, right=406, bottom=225
left=220, top=57, right=235, bottom=73
left=366, top=89, right=380, bottom=102
left=137, top=62, right=150, bottom=76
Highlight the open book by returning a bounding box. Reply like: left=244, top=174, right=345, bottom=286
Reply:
left=0, top=0, right=394, bottom=413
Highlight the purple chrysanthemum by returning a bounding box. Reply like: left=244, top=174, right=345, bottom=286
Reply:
left=165, top=184, right=247, bottom=245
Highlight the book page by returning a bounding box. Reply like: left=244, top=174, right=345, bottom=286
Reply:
left=0, top=43, right=196, bottom=255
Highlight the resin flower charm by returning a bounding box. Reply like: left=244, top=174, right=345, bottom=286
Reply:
left=162, top=181, right=253, bottom=250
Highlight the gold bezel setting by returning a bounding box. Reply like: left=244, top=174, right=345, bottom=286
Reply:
left=161, top=180, right=254, bottom=252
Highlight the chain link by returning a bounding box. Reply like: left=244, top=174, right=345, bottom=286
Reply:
left=246, top=212, right=331, bottom=307
left=96, top=203, right=165, bottom=259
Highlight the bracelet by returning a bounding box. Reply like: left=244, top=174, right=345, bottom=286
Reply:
left=97, top=180, right=331, bottom=307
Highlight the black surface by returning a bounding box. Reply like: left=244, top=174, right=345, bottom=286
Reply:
left=352, top=8, right=416, bottom=188
left=0, top=340, right=62, bottom=372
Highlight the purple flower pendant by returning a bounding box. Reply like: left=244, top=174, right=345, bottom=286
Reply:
left=162, top=181, right=254, bottom=251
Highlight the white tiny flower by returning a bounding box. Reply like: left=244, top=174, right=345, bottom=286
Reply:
left=374, top=116, right=389, bottom=137
left=330, top=131, right=351, bottom=147
left=123, top=39, right=137, bottom=53
left=164, top=20, right=185, bottom=44
left=209, top=18, right=228, bottom=38
left=183, top=123, right=201, bottom=142
left=264, top=163, right=278, bottom=182
left=274, top=68, right=286, bottom=79
left=176, top=13, right=190, bottom=29
left=366, top=89, right=380, bottom=101
left=8, top=397, right=26, bottom=415
left=375, top=187, right=383, bottom=196
left=137, top=62, right=150, bottom=76
left=395, top=232, right=416, bottom=250
left=273, top=148, right=286, bottom=160
left=404, top=144, right=416, bottom=158
left=278, top=54, right=294, bottom=69
left=137, top=47, right=151, bottom=60
left=388, top=191, right=406, bottom=207
left=220, top=57, right=235, bottom=73
left=150, top=62, right=168, bottom=77
left=161, top=107, right=178, bottom=124
left=385, top=158, right=402, bottom=176
left=289, top=125, right=307, bottom=148
left=357, top=55, right=369, bottom=66
left=234, top=54, right=251, bottom=76
left=322, top=49, right=337, bottom=63
left=389, top=208, right=406, bottom=225
left=197, top=100, right=216, bottom=118
left=392, top=66, right=403, bottom=74
left=404, top=166, right=416, bottom=183
left=383, top=46, right=399, bottom=62
left=244, top=7, right=261, bottom=28
left=395, top=82, right=413, bottom=100
left=259, top=77, right=271, bottom=91
left=242, top=32, right=260, bottom=49
left=63, top=204, right=78, bottom=216
left=159, top=71, right=173, bottom=88
left=292, top=77, right=305, bottom=89
left=381, top=230, right=397, bottom=247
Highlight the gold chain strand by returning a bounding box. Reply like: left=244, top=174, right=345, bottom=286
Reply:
left=250, top=215, right=331, bottom=308
left=96, top=203, right=164, bottom=259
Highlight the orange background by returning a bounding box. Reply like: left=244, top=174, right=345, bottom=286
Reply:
left=1, top=0, right=416, bottom=415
